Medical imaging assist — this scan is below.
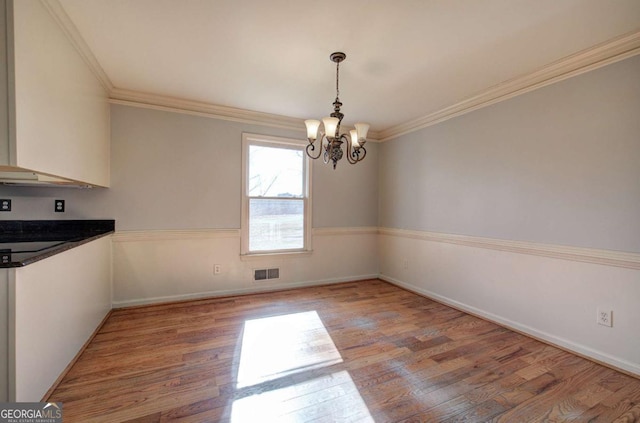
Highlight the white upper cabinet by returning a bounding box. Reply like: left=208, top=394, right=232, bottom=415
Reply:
left=0, top=0, right=110, bottom=187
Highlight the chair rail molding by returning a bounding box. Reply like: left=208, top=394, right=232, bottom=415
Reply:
left=379, top=227, right=640, bottom=270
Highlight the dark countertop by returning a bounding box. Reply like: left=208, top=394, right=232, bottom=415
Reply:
left=0, top=220, right=115, bottom=268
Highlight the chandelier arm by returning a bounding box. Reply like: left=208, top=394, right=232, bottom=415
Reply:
left=305, top=133, right=324, bottom=160
left=346, top=139, right=367, bottom=164
left=347, top=150, right=358, bottom=164
left=357, top=145, right=367, bottom=162
left=343, top=134, right=358, bottom=165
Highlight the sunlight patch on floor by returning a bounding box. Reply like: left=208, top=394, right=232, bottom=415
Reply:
left=231, top=370, right=374, bottom=422
left=236, top=310, right=343, bottom=388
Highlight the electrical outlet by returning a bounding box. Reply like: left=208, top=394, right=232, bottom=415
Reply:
left=597, top=308, right=613, bottom=327
left=0, top=199, right=11, bottom=211
left=214, top=264, right=221, bottom=275
left=402, top=259, right=409, bottom=270
left=54, top=199, right=65, bottom=213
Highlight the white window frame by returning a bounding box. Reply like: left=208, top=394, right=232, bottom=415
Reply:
left=241, top=133, right=312, bottom=257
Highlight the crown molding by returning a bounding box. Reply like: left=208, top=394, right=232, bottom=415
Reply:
left=109, top=88, right=307, bottom=133
left=108, top=28, right=640, bottom=142
left=377, top=29, right=640, bottom=141
left=40, top=0, right=113, bottom=92
left=41, top=0, right=637, bottom=143
left=108, top=88, right=383, bottom=140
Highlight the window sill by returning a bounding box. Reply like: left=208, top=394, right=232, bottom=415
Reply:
left=240, top=250, right=313, bottom=261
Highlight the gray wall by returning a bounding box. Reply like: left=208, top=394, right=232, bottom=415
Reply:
left=3, top=55, right=637, bottom=250
left=0, top=104, right=379, bottom=230
left=379, top=55, right=640, bottom=253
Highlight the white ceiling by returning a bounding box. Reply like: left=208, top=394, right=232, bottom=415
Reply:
left=58, top=0, right=640, bottom=133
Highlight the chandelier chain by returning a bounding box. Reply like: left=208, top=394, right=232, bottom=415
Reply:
left=335, top=60, right=340, bottom=99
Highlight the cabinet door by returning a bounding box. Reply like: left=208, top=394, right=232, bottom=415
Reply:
left=8, top=0, right=110, bottom=187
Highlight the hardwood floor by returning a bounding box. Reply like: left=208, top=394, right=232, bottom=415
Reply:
left=49, top=280, right=640, bottom=422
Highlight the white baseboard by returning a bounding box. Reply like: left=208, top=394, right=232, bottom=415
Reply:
left=380, top=274, right=640, bottom=377
left=112, top=274, right=379, bottom=308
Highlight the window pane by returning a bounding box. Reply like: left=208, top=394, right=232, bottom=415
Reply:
left=249, top=145, right=303, bottom=197
left=249, top=199, right=304, bottom=251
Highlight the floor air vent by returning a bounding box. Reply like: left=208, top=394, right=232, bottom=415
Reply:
left=254, top=268, right=280, bottom=281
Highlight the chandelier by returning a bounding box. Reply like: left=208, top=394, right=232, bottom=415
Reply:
left=304, top=52, right=369, bottom=169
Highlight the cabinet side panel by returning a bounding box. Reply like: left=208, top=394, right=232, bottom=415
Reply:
left=13, top=237, right=111, bottom=401
left=0, top=0, right=10, bottom=165
left=12, top=0, right=109, bottom=186
left=0, top=269, right=8, bottom=402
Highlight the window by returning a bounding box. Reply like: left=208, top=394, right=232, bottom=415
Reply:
left=241, top=134, right=311, bottom=255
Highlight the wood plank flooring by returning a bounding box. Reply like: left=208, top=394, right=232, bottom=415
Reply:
left=49, top=280, right=640, bottom=422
